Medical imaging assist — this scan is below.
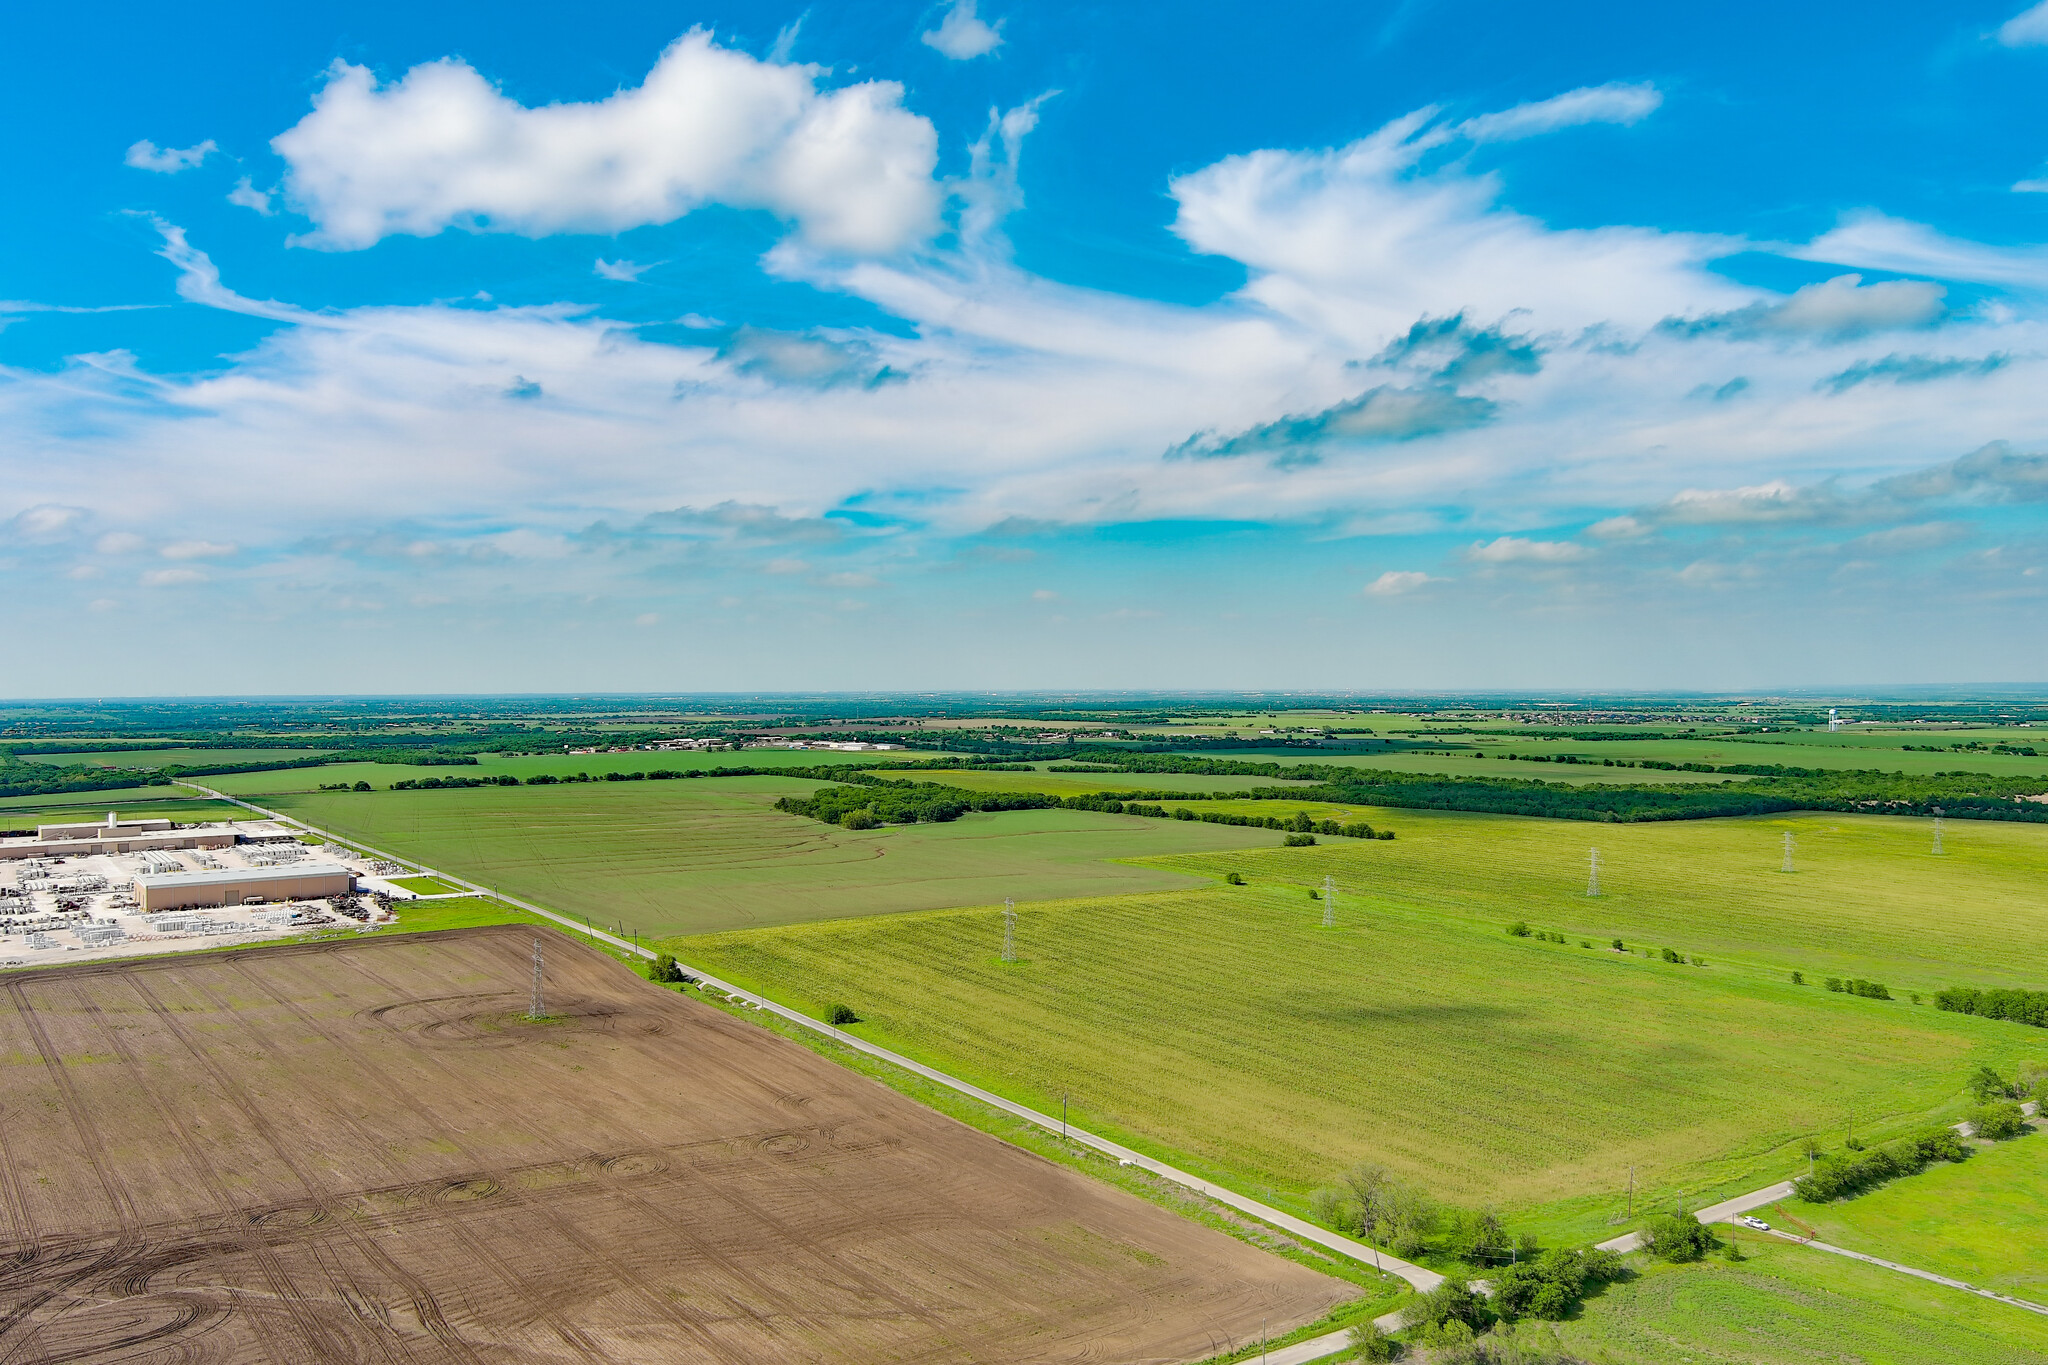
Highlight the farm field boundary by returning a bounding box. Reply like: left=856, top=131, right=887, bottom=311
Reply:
left=172, top=781, right=1445, bottom=1292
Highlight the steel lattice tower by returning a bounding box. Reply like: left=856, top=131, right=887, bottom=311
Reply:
left=1322, top=875, right=1334, bottom=928
left=1932, top=807, right=1944, bottom=855
left=528, top=938, right=545, bottom=1019
left=1781, top=831, right=1795, bottom=874
left=1587, top=848, right=1601, bottom=897
left=1001, top=898, right=1016, bottom=963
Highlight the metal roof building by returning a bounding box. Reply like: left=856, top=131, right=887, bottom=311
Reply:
left=134, top=864, right=355, bottom=913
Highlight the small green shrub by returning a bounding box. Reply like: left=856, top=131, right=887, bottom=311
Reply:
left=1660, top=947, right=1683, bottom=963
left=1967, top=1101, right=2027, bottom=1140
left=1611, top=938, right=1624, bottom=950
left=1347, top=1321, right=1398, bottom=1362
left=1507, top=921, right=1532, bottom=937
left=840, top=809, right=879, bottom=830
left=826, top=1002, right=861, bottom=1026
left=1791, top=970, right=1804, bottom=985
left=1224, top=871, right=1245, bottom=885
left=1283, top=833, right=1318, bottom=846
left=1641, top=1212, right=1716, bottom=1261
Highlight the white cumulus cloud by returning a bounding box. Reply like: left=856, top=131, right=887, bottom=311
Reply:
left=161, top=540, right=237, bottom=559
left=140, top=567, right=209, bottom=587
left=1997, top=1, right=2048, bottom=45
left=594, top=258, right=653, bottom=281
left=1366, top=570, right=1438, bottom=595
left=922, top=0, right=1004, bottom=59
left=1467, top=536, right=1589, bottom=563
left=228, top=177, right=274, bottom=214
left=1456, top=82, right=1663, bottom=143
left=125, top=139, right=217, bottom=172
left=271, top=31, right=942, bottom=255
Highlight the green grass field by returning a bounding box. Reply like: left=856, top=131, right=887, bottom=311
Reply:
left=0, top=791, right=248, bottom=824
left=1764, top=1129, right=2048, bottom=1300
left=197, top=747, right=969, bottom=797
left=245, top=778, right=1281, bottom=935
left=1553, top=1232, right=2048, bottom=1364
left=387, top=874, right=469, bottom=896
left=680, top=804, right=2048, bottom=1246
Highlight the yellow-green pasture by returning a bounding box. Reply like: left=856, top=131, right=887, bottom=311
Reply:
left=1557, top=1230, right=2048, bottom=1364
left=245, top=778, right=1280, bottom=936
left=1765, top=1128, right=2048, bottom=1300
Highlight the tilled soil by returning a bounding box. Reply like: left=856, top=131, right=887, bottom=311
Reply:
left=0, top=926, right=1348, bottom=1363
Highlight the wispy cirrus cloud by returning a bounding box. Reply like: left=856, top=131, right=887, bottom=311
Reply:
left=1818, top=352, right=2010, bottom=394
left=1456, top=81, right=1662, bottom=143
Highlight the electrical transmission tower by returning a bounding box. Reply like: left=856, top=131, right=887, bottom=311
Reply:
left=1586, top=848, right=1601, bottom=897
left=1932, top=807, right=1944, bottom=856
left=1001, top=898, right=1016, bottom=963
left=1781, top=831, right=1795, bottom=874
left=528, top=938, right=545, bottom=1019
left=1322, top=875, right=1334, bottom=928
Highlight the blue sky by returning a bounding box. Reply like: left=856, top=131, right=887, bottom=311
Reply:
left=4, top=0, right=2047, bottom=694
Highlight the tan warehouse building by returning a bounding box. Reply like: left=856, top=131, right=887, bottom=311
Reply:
left=134, top=864, right=356, bottom=912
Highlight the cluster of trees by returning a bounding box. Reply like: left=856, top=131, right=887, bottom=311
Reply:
left=1794, top=1127, right=1970, bottom=1202
left=390, top=774, right=523, bottom=790
left=1826, top=977, right=1892, bottom=999
left=1019, top=749, right=2048, bottom=826
left=1308, top=1163, right=1441, bottom=1258
left=777, top=780, right=1058, bottom=826
left=1398, top=1254, right=1625, bottom=1352
left=1935, top=985, right=2048, bottom=1028
left=1491, top=1248, right=1629, bottom=1319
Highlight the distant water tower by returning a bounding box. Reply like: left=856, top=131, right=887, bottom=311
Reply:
left=1828, top=708, right=1842, bottom=732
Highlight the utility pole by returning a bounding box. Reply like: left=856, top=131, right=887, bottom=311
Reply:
left=1061, top=1089, right=1069, bottom=1141
left=1627, top=1165, right=1634, bottom=1218
left=1587, top=847, right=1601, bottom=897
left=1781, top=831, right=1795, bottom=874
left=1002, top=898, right=1016, bottom=963
left=1932, top=807, right=1944, bottom=856
left=1322, top=875, right=1334, bottom=928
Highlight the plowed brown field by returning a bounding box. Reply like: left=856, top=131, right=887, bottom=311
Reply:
left=0, top=927, right=1347, bottom=1364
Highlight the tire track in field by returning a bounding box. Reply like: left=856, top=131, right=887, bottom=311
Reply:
left=0, top=1049, right=49, bottom=1363
left=117, top=970, right=368, bottom=1364
left=0, top=979, right=145, bottom=1365
left=62, top=977, right=320, bottom=1365
left=427, top=933, right=1056, bottom=1349
left=303, top=946, right=771, bottom=1365
left=429, top=930, right=1016, bottom=1342
left=183, top=950, right=587, bottom=1365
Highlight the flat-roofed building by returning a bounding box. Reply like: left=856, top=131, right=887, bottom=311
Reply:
left=38, top=814, right=176, bottom=840
left=0, top=813, right=272, bottom=861
left=134, top=864, right=355, bottom=912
